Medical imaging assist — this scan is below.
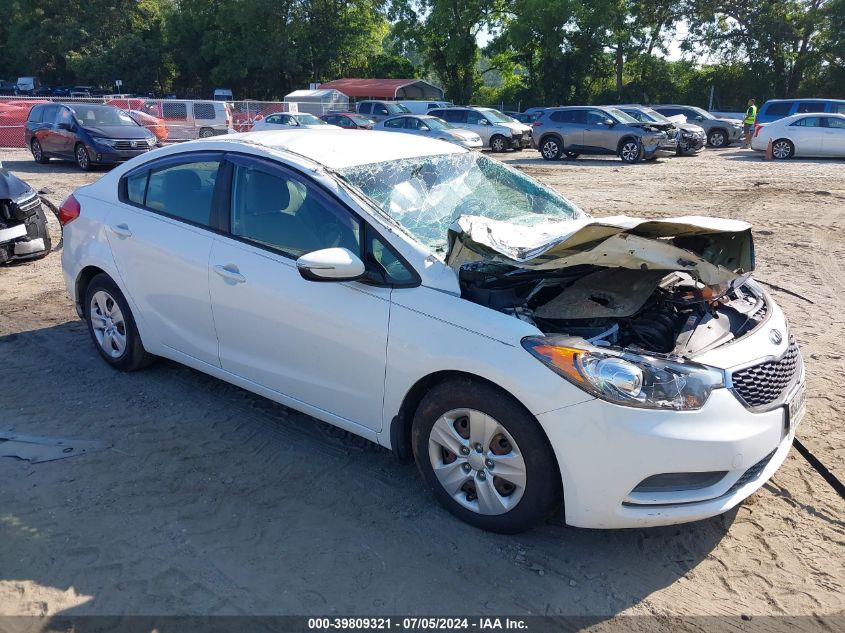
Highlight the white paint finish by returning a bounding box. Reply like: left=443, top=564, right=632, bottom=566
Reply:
left=105, top=203, right=220, bottom=366
left=751, top=113, right=845, bottom=157
left=209, top=237, right=390, bottom=431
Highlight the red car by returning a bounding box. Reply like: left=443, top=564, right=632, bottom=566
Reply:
left=320, top=112, right=376, bottom=129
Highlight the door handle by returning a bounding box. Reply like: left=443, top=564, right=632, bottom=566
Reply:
left=213, top=264, right=246, bottom=284
left=111, top=223, right=132, bottom=238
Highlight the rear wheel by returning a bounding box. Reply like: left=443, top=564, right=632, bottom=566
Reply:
left=489, top=135, right=508, bottom=153
left=772, top=138, right=794, bottom=159
left=83, top=274, right=155, bottom=371
left=540, top=137, right=563, bottom=161
left=31, top=138, right=49, bottom=164
left=707, top=129, right=728, bottom=148
left=412, top=379, right=561, bottom=533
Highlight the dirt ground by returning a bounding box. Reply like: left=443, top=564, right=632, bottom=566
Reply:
left=1, top=146, right=844, bottom=628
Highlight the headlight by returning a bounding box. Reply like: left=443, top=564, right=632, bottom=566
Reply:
left=146, top=136, right=157, bottom=146
left=94, top=137, right=117, bottom=147
left=522, top=336, right=724, bottom=410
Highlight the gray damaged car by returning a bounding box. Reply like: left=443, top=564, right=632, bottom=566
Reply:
left=531, top=106, right=677, bottom=163
left=0, top=162, right=51, bottom=263
left=616, top=105, right=706, bottom=155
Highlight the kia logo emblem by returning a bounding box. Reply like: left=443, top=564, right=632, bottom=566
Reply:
left=769, top=329, right=783, bottom=345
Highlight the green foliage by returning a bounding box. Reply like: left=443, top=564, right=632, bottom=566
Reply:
left=0, top=0, right=841, bottom=104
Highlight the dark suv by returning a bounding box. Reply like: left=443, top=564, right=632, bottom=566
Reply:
left=25, top=103, right=158, bottom=170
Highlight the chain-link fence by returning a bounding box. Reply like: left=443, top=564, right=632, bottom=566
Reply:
left=0, top=96, right=353, bottom=150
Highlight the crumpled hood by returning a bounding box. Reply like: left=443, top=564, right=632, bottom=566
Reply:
left=446, top=215, right=754, bottom=286
left=0, top=166, right=34, bottom=201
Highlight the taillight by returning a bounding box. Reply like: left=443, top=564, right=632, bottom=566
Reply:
left=59, top=194, right=80, bottom=225
left=753, top=124, right=763, bottom=138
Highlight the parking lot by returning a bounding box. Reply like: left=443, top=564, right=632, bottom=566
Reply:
left=1, top=146, right=844, bottom=625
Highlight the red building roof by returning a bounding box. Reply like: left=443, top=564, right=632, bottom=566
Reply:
left=318, top=78, right=444, bottom=100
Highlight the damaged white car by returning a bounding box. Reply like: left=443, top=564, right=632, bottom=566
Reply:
left=60, top=130, right=805, bottom=532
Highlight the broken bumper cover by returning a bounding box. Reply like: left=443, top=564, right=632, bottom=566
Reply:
left=539, top=383, right=796, bottom=529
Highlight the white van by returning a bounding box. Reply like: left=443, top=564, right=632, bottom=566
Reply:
left=213, top=88, right=234, bottom=101
left=397, top=100, right=454, bottom=114
left=16, top=76, right=40, bottom=93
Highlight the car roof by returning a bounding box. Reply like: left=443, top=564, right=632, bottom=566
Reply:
left=775, top=112, right=845, bottom=121
left=762, top=98, right=845, bottom=103
left=200, top=129, right=465, bottom=169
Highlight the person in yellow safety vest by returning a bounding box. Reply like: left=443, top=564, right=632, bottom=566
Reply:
left=742, top=99, right=757, bottom=148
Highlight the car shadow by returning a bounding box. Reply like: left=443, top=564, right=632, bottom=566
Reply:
left=0, top=158, right=110, bottom=175
left=720, top=150, right=845, bottom=164
left=1, top=323, right=735, bottom=626
left=506, top=155, right=668, bottom=168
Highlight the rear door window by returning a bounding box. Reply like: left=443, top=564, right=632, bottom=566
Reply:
left=143, top=159, right=221, bottom=226
left=358, top=103, right=372, bottom=114
left=193, top=103, right=216, bottom=120
left=27, top=106, right=43, bottom=123
left=383, top=117, right=404, bottom=128
left=41, top=105, right=58, bottom=125
left=796, top=101, right=826, bottom=113
left=162, top=102, right=188, bottom=120
left=790, top=116, right=823, bottom=127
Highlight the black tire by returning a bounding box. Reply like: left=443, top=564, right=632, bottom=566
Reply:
left=31, top=138, right=49, bottom=164
left=771, top=138, right=794, bottom=160
left=27, top=206, right=52, bottom=259
left=539, top=136, right=563, bottom=161
left=618, top=138, right=642, bottom=163
left=75, top=143, right=92, bottom=171
left=199, top=127, right=214, bottom=138
left=83, top=273, right=155, bottom=371
left=489, top=134, right=508, bottom=153
left=564, top=151, right=580, bottom=159
left=707, top=128, right=728, bottom=148
left=411, top=379, right=562, bottom=533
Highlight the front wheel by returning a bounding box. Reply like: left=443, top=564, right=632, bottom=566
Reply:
left=489, top=135, right=508, bottom=153
left=75, top=143, right=92, bottom=171
left=412, top=379, right=562, bottom=533
left=83, top=274, right=156, bottom=371
left=619, top=139, right=642, bottom=163
left=771, top=138, right=794, bottom=159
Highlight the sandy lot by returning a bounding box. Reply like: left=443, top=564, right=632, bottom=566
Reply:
left=1, top=146, right=844, bottom=627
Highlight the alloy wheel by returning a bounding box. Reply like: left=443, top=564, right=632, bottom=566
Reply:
left=76, top=145, right=90, bottom=170
left=772, top=140, right=792, bottom=159
left=620, top=141, right=640, bottom=162
left=31, top=140, right=43, bottom=161
left=541, top=140, right=559, bottom=160
left=89, top=290, right=127, bottom=359
left=427, top=408, right=527, bottom=515
left=709, top=131, right=726, bottom=147
left=491, top=137, right=506, bottom=152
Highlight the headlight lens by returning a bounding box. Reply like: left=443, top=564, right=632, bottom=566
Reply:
left=94, top=137, right=117, bottom=147
left=522, top=336, right=724, bottom=410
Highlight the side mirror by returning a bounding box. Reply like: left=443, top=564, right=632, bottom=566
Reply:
left=694, top=116, right=704, bottom=122
left=479, top=119, right=489, bottom=125
left=604, top=118, right=615, bottom=127
left=296, top=247, right=365, bottom=282
left=58, top=122, right=73, bottom=131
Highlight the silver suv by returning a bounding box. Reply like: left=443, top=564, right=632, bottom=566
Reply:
left=532, top=106, right=675, bottom=163
left=428, top=107, right=532, bottom=152
left=651, top=105, right=743, bottom=148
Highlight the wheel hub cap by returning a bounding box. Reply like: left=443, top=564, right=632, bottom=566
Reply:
left=427, top=408, right=527, bottom=515
left=90, top=290, right=126, bottom=358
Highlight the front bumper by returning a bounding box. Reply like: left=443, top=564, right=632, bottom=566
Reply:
left=644, top=137, right=677, bottom=158
left=510, top=133, right=532, bottom=149
left=678, top=132, right=706, bottom=152
left=727, top=126, right=744, bottom=141
left=536, top=308, right=804, bottom=529
left=89, top=145, right=153, bottom=164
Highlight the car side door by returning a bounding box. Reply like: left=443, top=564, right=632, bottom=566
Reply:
left=54, top=106, right=78, bottom=158
left=583, top=109, right=617, bottom=151
left=789, top=116, right=825, bottom=154
left=35, top=105, right=59, bottom=154
left=207, top=154, right=396, bottom=432
left=464, top=110, right=492, bottom=143
left=820, top=117, right=845, bottom=156
left=107, top=153, right=225, bottom=366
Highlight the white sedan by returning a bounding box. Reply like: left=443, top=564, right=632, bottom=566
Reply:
left=251, top=112, right=339, bottom=131
left=59, top=129, right=804, bottom=532
left=751, top=112, right=845, bottom=158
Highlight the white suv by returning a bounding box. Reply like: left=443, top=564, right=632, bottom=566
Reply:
left=59, top=129, right=805, bottom=533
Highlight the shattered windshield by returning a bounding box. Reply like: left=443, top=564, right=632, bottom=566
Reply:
left=337, top=152, right=586, bottom=254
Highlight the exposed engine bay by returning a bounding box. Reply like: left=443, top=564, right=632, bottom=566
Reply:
left=450, top=215, right=763, bottom=357
left=460, top=263, right=767, bottom=356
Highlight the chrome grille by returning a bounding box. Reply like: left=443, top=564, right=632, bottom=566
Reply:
left=731, top=336, right=800, bottom=408
left=726, top=449, right=776, bottom=495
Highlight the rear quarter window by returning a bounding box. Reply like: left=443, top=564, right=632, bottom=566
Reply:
left=27, top=106, right=43, bottom=123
